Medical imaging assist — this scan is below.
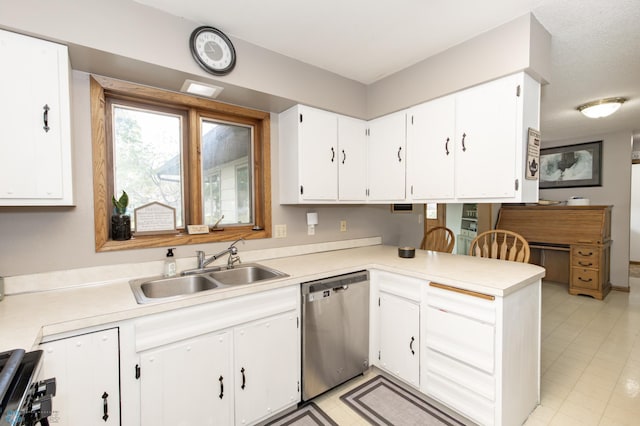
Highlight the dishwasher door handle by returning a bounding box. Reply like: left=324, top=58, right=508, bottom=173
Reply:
left=332, top=285, right=348, bottom=292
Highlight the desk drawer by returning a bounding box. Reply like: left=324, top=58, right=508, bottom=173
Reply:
left=572, top=245, right=601, bottom=269
left=571, top=268, right=599, bottom=290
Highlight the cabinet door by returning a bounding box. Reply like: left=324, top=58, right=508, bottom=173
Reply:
left=454, top=75, right=519, bottom=199
left=407, top=95, right=456, bottom=201
left=299, top=106, right=338, bottom=200
left=39, top=328, right=120, bottom=425
left=139, top=330, right=233, bottom=426
left=367, top=112, right=406, bottom=201
left=378, top=292, right=420, bottom=387
left=234, top=311, right=299, bottom=425
left=0, top=29, right=72, bottom=205
left=338, top=115, right=367, bottom=201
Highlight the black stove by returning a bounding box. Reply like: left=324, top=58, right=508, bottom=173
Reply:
left=0, top=349, right=56, bottom=426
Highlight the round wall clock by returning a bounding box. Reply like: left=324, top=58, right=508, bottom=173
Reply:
left=189, top=26, right=236, bottom=76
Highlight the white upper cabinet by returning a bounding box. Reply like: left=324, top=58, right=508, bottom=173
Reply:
left=0, top=29, right=73, bottom=206
left=366, top=111, right=407, bottom=201
left=279, top=104, right=368, bottom=203
left=408, top=72, right=540, bottom=203
left=407, top=95, right=456, bottom=201
left=279, top=72, right=539, bottom=205
left=337, top=115, right=367, bottom=201
left=454, top=73, right=523, bottom=200
left=279, top=105, right=338, bottom=203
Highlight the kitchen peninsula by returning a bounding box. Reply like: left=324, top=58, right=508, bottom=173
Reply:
left=0, top=241, right=544, bottom=426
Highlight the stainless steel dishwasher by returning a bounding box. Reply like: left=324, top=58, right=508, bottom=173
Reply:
left=301, top=270, right=370, bottom=401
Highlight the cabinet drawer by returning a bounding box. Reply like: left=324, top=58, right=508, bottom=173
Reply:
left=427, top=283, right=496, bottom=324
left=424, top=348, right=495, bottom=401
left=571, top=255, right=600, bottom=269
left=571, top=268, right=599, bottom=290
left=572, top=245, right=599, bottom=260
left=423, top=371, right=494, bottom=426
left=425, top=306, right=495, bottom=374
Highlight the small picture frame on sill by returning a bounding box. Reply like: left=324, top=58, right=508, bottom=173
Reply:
left=133, top=202, right=178, bottom=236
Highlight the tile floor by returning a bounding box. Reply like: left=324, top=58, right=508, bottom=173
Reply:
left=312, top=278, right=640, bottom=425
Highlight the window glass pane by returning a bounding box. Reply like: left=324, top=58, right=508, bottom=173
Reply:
left=426, top=203, right=438, bottom=219
left=113, top=105, right=183, bottom=227
left=201, top=120, right=253, bottom=226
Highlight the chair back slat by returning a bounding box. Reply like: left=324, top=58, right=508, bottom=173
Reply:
left=469, top=229, right=530, bottom=263
left=420, top=227, right=455, bottom=253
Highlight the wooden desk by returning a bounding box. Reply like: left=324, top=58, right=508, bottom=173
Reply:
left=497, top=205, right=612, bottom=300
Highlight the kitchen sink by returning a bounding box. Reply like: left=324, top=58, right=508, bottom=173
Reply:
left=207, top=263, right=288, bottom=286
left=129, top=263, right=288, bottom=304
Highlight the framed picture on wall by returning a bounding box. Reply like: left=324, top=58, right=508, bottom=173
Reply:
left=539, top=141, right=602, bottom=189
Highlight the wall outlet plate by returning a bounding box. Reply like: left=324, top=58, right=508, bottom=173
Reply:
left=187, top=224, right=210, bottom=234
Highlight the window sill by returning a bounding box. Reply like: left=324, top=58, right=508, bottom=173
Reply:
left=97, top=227, right=270, bottom=252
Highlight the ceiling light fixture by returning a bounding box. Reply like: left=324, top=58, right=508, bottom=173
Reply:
left=577, top=97, right=627, bottom=119
left=180, top=79, right=224, bottom=98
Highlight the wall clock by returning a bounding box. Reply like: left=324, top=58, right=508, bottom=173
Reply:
left=189, top=26, right=236, bottom=76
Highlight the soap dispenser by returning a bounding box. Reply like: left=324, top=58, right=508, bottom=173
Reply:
left=164, top=248, right=177, bottom=277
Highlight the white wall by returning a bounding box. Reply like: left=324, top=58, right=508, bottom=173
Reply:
left=539, top=132, right=633, bottom=288
left=0, top=72, right=423, bottom=278
left=630, top=164, right=640, bottom=262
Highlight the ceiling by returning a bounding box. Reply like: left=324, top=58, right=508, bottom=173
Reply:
left=135, top=0, right=639, bottom=142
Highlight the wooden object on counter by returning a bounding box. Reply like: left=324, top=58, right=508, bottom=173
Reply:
left=496, top=205, right=612, bottom=300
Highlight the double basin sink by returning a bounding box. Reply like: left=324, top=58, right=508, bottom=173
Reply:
left=130, top=263, right=289, bottom=304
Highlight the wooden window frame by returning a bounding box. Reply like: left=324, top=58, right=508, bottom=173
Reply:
left=90, top=75, right=271, bottom=252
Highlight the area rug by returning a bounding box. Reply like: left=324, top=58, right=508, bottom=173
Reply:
left=340, top=375, right=466, bottom=426
left=264, top=402, right=338, bottom=426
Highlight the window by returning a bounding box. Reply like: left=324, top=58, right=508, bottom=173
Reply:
left=90, top=75, right=271, bottom=252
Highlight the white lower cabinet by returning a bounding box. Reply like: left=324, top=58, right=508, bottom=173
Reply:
left=378, top=292, right=420, bottom=387
left=39, top=328, right=120, bottom=425
left=140, top=330, right=233, bottom=425
left=234, top=313, right=299, bottom=424
left=371, top=270, right=422, bottom=388
left=371, top=270, right=540, bottom=426
left=134, top=285, right=300, bottom=426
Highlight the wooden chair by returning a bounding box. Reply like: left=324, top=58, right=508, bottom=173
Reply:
left=469, top=229, right=530, bottom=263
left=420, top=226, right=455, bottom=253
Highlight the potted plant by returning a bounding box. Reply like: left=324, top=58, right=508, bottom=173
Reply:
left=111, top=190, right=131, bottom=240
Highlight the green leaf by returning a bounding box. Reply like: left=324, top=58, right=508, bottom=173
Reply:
left=112, top=190, right=129, bottom=214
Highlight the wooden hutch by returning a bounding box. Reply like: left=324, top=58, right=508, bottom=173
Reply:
left=496, top=205, right=612, bottom=300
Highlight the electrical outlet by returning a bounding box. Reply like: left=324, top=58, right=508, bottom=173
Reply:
left=340, top=220, right=347, bottom=232
left=275, top=224, right=287, bottom=238
left=307, top=224, right=315, bottom=236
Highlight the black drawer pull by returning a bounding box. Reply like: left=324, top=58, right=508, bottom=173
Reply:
left=102, top=392, right=109, bottom=421
left=578, top=261, right=593, bottom=267
left=219, top=375, right=224, bottom=399
left=578, top=251, right=593, bottom=256
left=241, top=367, right=246, bottom=390
left=409, top=336, right=415, bottom=355
left=578, top=277, right=593, bottom=283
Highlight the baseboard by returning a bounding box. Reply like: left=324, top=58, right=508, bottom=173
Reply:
left=612, top=285, right=630, bottom=293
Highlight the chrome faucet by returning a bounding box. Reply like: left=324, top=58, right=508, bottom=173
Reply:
left=197, top=238, right=244, bottom=269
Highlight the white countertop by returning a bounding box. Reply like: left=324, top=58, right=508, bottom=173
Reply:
left=0, top=244, right=544, bottom=352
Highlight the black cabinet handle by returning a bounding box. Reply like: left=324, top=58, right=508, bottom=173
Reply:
left=43, top=104, right=50, bottom=133
left=409, top=336, right=415, bottom=355
left=578, top=261, right=593, bottom=267
left=241, top=367, right=246, bottom=390
left=445, top=137, right=450, bottom=155
left=578, top=277, right=593, bottom=283
left=397, top=146, right=402, bottom=162
left=578, top=251, right=593, bottom=256
left=219, top=375, right=224, bottom=399
left=342, top=149, right=346, bottom=164
left=102, top=392, right=109, bottom=422
left=461, top=133, right=467, bottom=152
left=330, top=147, right=335, bottom=162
